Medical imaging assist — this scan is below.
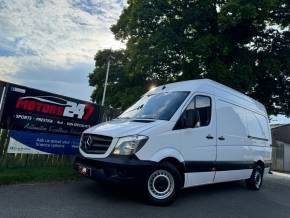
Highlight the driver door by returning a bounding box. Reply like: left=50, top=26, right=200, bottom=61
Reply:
left=174, top=94, right=217, bottom=187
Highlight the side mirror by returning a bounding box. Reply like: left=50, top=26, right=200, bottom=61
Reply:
left=183, top=109, right=200, bottom=128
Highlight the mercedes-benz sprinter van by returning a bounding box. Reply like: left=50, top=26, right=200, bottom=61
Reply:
left=74, top=79, right=272, bottom=205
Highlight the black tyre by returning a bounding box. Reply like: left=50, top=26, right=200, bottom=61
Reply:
left=246, top=165, right=264, bottom=190
left=144, top=162, right=182, bottom=206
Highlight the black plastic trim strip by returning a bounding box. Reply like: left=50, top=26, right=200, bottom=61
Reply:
left=184, top=161, right=255, bottom=173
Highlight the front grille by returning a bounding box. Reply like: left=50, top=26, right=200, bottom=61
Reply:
left=81, top=134, right=113, bottom=154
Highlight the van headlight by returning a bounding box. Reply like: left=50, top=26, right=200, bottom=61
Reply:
left=112, top=135, right=148, bottom=155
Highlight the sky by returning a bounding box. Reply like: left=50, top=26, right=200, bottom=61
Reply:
left=0, top=0, right=289, bottom=124
left=0, top=0, right=125, bottom=101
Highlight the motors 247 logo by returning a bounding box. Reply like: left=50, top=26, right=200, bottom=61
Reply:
left=15, top=96, right=94, bottom=120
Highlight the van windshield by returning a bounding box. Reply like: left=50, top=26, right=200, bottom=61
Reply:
left=118, top=91, right=189, bottom=121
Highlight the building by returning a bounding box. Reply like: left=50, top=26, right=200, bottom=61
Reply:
left=271, top=124, right=290, bottom=172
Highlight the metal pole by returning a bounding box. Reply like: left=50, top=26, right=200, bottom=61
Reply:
left=101, top=59, right=111, bottom=106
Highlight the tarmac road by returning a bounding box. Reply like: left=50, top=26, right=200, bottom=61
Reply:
left=0, top=173, right=289, bottom=218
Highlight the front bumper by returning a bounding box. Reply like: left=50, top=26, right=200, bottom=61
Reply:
left=74, top=155, right=156, bottom=184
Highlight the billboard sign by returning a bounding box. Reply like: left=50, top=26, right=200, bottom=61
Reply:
left=0, top=81, right=102, bottom=136
left=8, top=130, right=80, bottom=155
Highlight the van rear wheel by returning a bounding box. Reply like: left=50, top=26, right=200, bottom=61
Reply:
left=246, top=165, right=264, bottom=190
left=144, top=162, right=182, bottom=206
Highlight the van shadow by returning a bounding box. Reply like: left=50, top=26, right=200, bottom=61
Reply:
left=79, top=179, right=146, bottom=204
left=79, top=179, right=247, bottom=206
left=179, top=181, right=246, bottom=200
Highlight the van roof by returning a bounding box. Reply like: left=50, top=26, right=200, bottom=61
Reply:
left=150, top=79, right=267, bottom=115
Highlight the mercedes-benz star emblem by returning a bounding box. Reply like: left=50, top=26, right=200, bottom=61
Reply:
left=86, top=136, right=93, bottom=147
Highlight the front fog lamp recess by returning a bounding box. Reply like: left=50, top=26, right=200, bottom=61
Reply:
left=113, top=135, right=148, bottom=155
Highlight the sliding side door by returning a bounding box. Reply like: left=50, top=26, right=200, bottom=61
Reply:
left=214, top=99, right=252, bottom=183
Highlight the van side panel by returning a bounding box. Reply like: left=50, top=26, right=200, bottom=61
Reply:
left=245, top=112, right=272, bottom=170
left=214, top=99, right=256, bottom=183
left=184, top=172, right=215, bottom=187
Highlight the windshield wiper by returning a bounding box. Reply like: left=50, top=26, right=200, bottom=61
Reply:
left=115, top=117, right=130, bottom=120
left=120, top=104, right=144, bottom=117
left=134, top=116, right=156, bottom=120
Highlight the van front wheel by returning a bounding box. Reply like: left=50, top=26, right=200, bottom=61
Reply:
left=144, top=162, right=182, bottom=206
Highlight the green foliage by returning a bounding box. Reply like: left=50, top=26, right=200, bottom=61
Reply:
left=89, top=49, right=147, bottom=109
left=0, top=167, right=79, bottom=185
left=90, top=0, right=290, bottom=115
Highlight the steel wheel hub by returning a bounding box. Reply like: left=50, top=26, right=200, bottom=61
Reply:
left=148, top=169, right=175, bottom=200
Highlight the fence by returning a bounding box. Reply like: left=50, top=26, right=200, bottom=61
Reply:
left=0, top=107, right=120, bottom=169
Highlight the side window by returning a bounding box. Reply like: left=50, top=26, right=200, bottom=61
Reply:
left=174, top=95, right=211, bottom=130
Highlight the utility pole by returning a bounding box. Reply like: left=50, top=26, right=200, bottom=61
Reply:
left=101, top=59, right=111, bottom=106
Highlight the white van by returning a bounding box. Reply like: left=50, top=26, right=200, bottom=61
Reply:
left=74, top=79, right=272, bottom=205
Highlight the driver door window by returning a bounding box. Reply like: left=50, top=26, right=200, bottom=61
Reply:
left=175, top=95, right=212, bottom=129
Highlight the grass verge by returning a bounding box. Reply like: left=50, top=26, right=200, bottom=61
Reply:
left=0, top=167, right=80, bottom=185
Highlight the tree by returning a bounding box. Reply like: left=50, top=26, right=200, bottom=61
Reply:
left=111, top=0, right=290, bottom=114
left=90, top=0, right=290, bottom=115
left=252, top=30, right=290, bottom=115
left=89, top=49, right=146, bottom=109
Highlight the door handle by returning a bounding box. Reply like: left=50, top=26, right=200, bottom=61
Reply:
left=206, top=134, right=214, bottom=139
left=218, top=136, right=225, bottom=141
